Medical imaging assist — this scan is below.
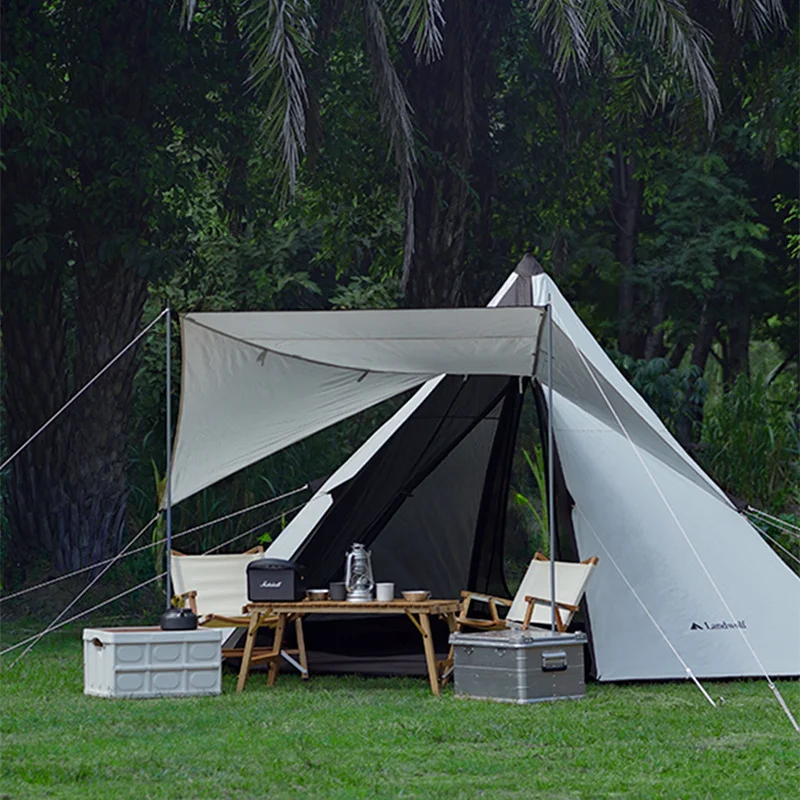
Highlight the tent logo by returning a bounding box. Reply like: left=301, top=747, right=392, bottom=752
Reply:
left=691, top=620, right=746, bottom=631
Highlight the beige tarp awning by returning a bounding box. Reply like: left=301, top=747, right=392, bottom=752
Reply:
left=166, top=307, right=546, bottom=506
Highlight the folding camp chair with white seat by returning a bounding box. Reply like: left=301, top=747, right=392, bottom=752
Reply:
left=457, top=552, right=599, bottom=633
left=170, top=548, right=308, bottom=679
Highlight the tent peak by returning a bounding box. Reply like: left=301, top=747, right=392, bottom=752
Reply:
left=515, top=254, right=544, bottom=278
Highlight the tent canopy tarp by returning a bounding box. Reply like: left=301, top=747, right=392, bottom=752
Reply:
left=168, top=307, right=546, bottom=506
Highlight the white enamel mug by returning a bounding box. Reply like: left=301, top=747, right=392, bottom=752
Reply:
left=375, top=582, right=395, bottom=602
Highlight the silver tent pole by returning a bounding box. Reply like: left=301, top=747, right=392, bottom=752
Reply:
left=165, top=307, right=173, bottom=609
left=547, top=294, right=556, bottom=633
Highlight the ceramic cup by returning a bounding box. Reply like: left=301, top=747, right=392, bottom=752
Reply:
left=376, top=582, right=395, bottom=602
left=329, top=581, right=347, bottom=601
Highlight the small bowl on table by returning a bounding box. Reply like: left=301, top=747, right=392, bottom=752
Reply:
left=401, top=590, right=430, bottom=602
left=306, top=589, right=330, bottom=601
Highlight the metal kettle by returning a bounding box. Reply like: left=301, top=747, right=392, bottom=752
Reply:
left=344, top=543, right=375, bottom=602
left=160, top=606, right=198, bottom=630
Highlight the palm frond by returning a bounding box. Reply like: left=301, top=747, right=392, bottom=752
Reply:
left=363, top=0, right=417, bottom=274
left=529, top=0, right=591, bottom=79
left=720, top=0, right=788, bottom=40
left=245, top=0, right=316, bottom=200
left=363, top=0, right=415, bottom=168
left=583, top=0, right=625, bottom=53
left=393, top=0, right=446, bottom=63
left=631, top=0, right=720, bottom=128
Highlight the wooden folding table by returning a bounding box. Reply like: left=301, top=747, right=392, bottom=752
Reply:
left=237, top=598, right=459, bottom=696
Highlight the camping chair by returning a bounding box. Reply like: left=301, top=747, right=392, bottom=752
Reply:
left=170, top=547, right=308, bottom=680
left=457, top=552, right=599, bottom=633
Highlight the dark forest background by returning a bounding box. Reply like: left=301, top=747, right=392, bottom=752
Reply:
left=2, top=0, right=797, bottom=609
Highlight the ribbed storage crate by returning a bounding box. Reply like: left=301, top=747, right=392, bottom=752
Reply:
left=450, top=628, right=587, bottom=704
left=83, top=627, right=222, bottom=699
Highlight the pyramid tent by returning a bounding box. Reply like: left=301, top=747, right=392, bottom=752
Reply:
left=168, top=256, right=800, bottom=682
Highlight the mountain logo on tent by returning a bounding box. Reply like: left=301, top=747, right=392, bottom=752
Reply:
left=690, top=620, right=747, bottom=631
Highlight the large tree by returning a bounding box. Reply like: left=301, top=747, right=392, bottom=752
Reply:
left=232, top=0, right=759, bottom=307
left=1, top=0, right=248, bottom=581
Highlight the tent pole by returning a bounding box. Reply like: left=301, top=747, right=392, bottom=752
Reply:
left=165, top=307, right=173, bottom=610
left=547, top=294, right=556, bottom=633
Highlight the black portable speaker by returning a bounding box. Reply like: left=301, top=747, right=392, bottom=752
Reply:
left=246, top=558, right=305, bottom=602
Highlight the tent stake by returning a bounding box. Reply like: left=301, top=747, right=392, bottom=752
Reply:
left=547, top=294, right=556, bottom=633
left=165, top=306, right=173, bottom=609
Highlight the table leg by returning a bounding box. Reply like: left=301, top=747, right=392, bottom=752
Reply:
left=267, top=613, right=287, bottom=687
left=439, top=611, right=457, bottom=687
left=237, top=611, right=263, bottom=693
left=418, top=612, right=440, bottom=697
left=294, top=615, right=309, bottom=679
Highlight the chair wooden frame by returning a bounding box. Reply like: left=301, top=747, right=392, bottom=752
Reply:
left=171, top=547, right=308, bottom=679
left=457, top=552, right=599, bottom=633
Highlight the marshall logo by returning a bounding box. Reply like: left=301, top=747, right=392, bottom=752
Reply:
left=690, top=619, right=746, bottom=631
left=260, top=580, right=282, bottom=589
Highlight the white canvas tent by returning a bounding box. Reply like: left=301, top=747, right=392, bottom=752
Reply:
left=167, top=256, right=800, bottom=683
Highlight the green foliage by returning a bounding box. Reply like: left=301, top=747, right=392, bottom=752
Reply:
left=330, top=275, right=401, bottom=309
left=513, top=446, right=549, bottom=557
left=613, top=354, right=708, bottom=440
left=699, top=372, right=799, bottom=511
left=637, top=153, right=769, bottom=298
left=774, top=194, right=800, bottom=261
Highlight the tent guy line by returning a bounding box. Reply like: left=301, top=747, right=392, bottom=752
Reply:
left=0, top=513, right=158, bottom=603
left=1, top=501, right=308, bottom=662
left=0, top=309, right=169, bottom=474
left=577, top=508, right=716, bottom=707
left=747, top=507, right=800, bottom=538
left=746, top=522, right=800, bottom=567
left=200, top=500, right=308, bottom=554
left=1, top=572, right=166, bottom=658
left=567, top=330, right=799, bottom=732
left=6, top=503, right=163, bottom=669
left=0, top=486, right=311, bottom=605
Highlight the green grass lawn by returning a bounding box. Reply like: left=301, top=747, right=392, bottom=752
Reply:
left=1, top=623, right=798, bottom=800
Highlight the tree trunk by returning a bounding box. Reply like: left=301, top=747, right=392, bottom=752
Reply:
left=613, top=145, right=645, bottom=357
left=53, top=258, right=148, bottom=572
left=2, top=260, right=147, bottom=578
left=2, top=268, right=71, bottom=587
left=722, top=299, right=751, bottom=389
left=675, top=305, right=717, bottom=447
left=401, top=0, right=510, bottom=308
left=668, top=335, right=691, bottom=370
left=643, top=289, right=668, bottom=360
left=2, top=0, right=167, bottom=579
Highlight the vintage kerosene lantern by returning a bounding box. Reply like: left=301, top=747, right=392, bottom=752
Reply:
left=344, top=543, right=375, bottom=602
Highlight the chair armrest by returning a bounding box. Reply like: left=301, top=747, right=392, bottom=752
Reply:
left=459, top=590, right=512, bottom=606
left=524, top=595, right=579, bottom=612
left=521, top=595, right=579, bottom=632
left=457, top=591, right=512, bottom=629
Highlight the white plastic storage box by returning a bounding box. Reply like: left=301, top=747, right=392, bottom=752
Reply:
left=83, top=627, right=223, bottom=699
left=449, top=628, right=587, bottom=704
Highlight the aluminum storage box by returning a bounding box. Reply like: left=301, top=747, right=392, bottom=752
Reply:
left=83, top=627, right=222, bottom=699
left=449, top=628, right=587, bottom=704
left=247, top=558, right=305, bottom=602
